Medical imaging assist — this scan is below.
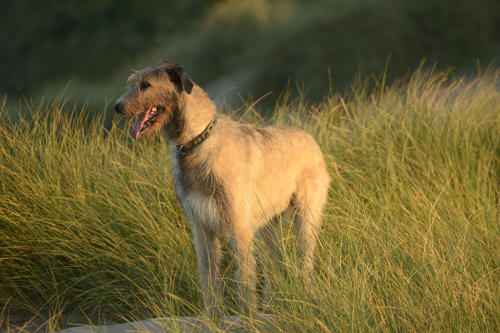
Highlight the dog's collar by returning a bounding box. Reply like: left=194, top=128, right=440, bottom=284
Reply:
left=177, top=117, right=217, bottom=155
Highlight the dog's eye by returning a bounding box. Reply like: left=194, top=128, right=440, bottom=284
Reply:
left=140, top=81, right=151, bottom=91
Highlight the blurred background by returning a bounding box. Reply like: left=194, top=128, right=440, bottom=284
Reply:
left=2, top=0, right=499, bottom=115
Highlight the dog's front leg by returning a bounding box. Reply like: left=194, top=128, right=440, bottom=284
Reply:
left=231, top=224, right=257, bottom=315
left=192, top=223, right=222, bottom=317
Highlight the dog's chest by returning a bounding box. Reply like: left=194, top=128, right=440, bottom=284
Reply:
left=171, top=154, right=223, bottom=231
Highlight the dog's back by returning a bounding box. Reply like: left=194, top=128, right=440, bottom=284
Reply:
left=208, top=118, right=329, bottom=230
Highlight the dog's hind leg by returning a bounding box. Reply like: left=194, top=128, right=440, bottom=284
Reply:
left=293, top=169, right=329, bottom=275
left=192, top=223, right=222, bottom=317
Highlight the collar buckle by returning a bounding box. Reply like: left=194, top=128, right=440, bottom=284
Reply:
left=178, top=144, right=188, bottom=155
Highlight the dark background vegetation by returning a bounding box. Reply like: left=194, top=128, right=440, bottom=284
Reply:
left=2, top=0, right=500, bottom=108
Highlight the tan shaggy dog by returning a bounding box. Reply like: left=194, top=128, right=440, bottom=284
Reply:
left=114, top=60, right=330, bottom=316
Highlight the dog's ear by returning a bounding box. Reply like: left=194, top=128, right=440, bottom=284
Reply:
left=166, top=66, right=193, bottom=94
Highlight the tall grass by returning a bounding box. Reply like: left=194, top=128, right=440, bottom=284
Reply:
left=1, top=69, right=499, bottom=331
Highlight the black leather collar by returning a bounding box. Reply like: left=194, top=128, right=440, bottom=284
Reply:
left=177, top=117, right=217, bottom=155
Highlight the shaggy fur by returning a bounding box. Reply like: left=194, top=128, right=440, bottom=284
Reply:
left=114, top=61, right=330, bottom=315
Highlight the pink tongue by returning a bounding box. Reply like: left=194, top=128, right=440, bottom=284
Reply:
left=131, top=107, right=152, bottom=140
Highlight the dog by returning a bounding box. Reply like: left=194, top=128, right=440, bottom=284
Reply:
left=114, top=60, right=330, bottom=316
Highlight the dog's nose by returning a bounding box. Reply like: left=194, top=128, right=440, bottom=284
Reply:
left=113, top=102, right=123, bottom=113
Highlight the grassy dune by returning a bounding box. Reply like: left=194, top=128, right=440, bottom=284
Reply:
left=1, top=69, right=499, bottom=331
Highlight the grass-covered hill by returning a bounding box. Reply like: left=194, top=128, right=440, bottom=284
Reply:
left=1, top=69, right=498, bottom=331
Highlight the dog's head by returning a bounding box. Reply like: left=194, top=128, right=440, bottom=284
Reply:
left=113, top=61, right=193, bottom=139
